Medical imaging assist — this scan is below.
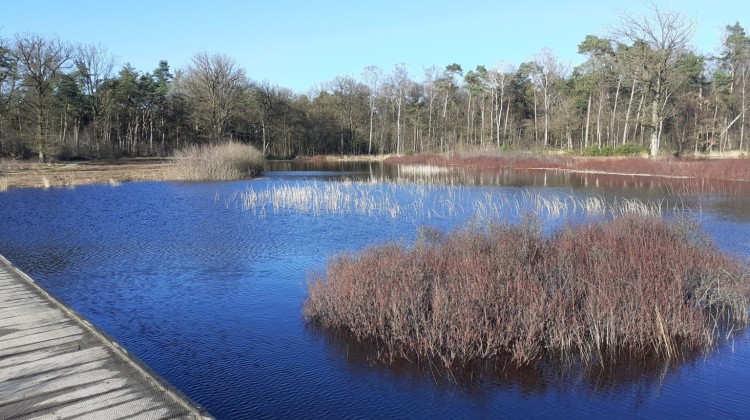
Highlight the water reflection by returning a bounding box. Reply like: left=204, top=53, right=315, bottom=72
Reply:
left=307, top=322, right=710, bottom=399
left=1, top=164, right=749, bottom=418
left=267, top=160, right=750, bottom=224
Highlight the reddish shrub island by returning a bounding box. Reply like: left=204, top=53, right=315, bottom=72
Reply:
left=303, top=216, right=750, bottom=369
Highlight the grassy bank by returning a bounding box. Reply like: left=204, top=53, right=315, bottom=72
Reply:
left=304, top=216, right=750, bottom=369
left=0, top=141, right=265, bottom=191
left=0, top=158, right=175, bottom=190
left=169, top=141, right=264, bottom=181
left=386, top=153, right=750, bottom=183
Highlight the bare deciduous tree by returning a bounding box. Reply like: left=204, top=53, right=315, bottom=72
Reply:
left=0, top=37, right=20, bottom=153
left=181, top=52, right=247, bottom=143
left=617, top=3, right=695, bottom=156
left=74, top=43, right=117, bottom=155
left=391, top=63, right=410, bottom=155
left=362, top=65, right=383, bottom=154
left=529, top=49, right=566, bottom=147
left=14, top=33, right=69, bottom=161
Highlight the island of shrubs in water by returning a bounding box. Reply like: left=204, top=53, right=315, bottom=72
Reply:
left=304, top=216, right=750, bottom=369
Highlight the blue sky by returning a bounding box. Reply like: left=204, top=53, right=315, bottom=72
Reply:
left=2, top=0, right=746, bottom=93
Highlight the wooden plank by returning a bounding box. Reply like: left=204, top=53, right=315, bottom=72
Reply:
left=0, top=319, right=71, bottom=342
left=0, top=366, right=120, bottom=405
left=0, top=359, right=112, bottom=397
left=0, top=325, right=83, bottom=351
left=0, top=302, right=53, bottom=318
left=0, top=312, right=69, bottom=330
left=0, top=255, right=211, bottom=419
left=0, top=375, right=130, bottom=417
left=14, top=386, right=189, bottom=420
left=0, top=336, right=89, bottom=369
left=0, top=296, right=45, bottom=310
left=0, top=334, right=86, bottom=358
left=0, top=346, right=111, bottom=379
left=0, top=309, right=67, bottom=329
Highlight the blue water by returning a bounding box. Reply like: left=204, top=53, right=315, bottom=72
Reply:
left=1, top=164, right=749, bottom=419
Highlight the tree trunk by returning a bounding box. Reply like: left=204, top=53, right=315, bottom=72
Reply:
left=741, top=68, right=747, bottom=151
left=396, top=100, right=402, bottom=155
left=596, top=91, right=603, bottom=148
left=622, top=77, right=637, bottom=144
left=503, top=95, right=510, bottom=140
left=495, top=87, right=504, bottom=147
left=610, top=76, right=622, bottom=147
left=466, top=91, right=472, bottom=145
left=480, top=97, right=485, bottom=147
left=427, top=94, right=434, bottom=146
left=261, top=114, right=267, bottom=156
left=368, top=107, right=375, bottom=154
left=36, top=105, right=44, bottom=162
left=441, top=94, right=448, bottom=152
left=635, top=91, right=645, bottom=147
left=584, top=93, right=592, bottom=148
left=533, top=88, right=538, bottom=145
left=650, top=97, right=660, bottom=157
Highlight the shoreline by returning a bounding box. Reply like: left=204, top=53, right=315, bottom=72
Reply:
left=2, top=153, right=748, bottom=191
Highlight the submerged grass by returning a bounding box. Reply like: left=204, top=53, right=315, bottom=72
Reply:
left=303, top=216, right=750, bottom=370
left=170, top=141, right=264, bottom=181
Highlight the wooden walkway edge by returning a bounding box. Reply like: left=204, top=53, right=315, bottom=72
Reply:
left=0, top=255, right=213, bottom=419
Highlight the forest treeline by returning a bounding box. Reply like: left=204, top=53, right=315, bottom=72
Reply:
left=0, top=7, right=748, bottom=161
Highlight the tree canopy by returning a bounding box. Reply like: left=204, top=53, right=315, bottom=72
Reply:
left=0, top=7, right=748, bottom=160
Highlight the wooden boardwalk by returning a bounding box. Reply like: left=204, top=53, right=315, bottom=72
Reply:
left=0, top=255, right=212, bottom=419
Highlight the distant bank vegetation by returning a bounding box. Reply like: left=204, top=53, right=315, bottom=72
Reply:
left=304, top=216, right=750, bottom=369
left=170, top=142, right=264, bottom=181
left=1, top=7, right=749, bottom=162
left=386, top=153, right=750, bottom=182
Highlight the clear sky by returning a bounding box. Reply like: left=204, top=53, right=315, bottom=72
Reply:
left=2, top=0, right=747, bottom=93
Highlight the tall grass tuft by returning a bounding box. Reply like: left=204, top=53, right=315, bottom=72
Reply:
left=170, top=141, right=264, bottom=181
left=304, top=216, right=750, bottom=369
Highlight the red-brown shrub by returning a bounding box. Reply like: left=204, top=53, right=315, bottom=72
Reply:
left=303, top=216, right=750, bottom=369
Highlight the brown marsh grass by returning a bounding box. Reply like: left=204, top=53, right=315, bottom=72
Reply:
left=170, top=141, right=264, bottom=181
left=304, top=216, right=750, bottom=370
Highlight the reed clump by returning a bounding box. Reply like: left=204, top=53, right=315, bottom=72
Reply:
left=233, top=181, right=672, bottom=220
left=170, top=141, right=264, bottom=181
left=304, top=216, right=750, bottom=369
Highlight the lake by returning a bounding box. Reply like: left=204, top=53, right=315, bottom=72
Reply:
left=1, top=161, right=749, bottom=418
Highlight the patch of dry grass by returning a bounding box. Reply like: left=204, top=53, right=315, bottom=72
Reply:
left=0, top=159, right=175, bottom=190
left=170, top=141, right=264, bottom=181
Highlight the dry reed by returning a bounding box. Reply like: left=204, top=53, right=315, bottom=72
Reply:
left=303, top=216, right=750, bottom=370
left=232, top=181, right=675, bottom=221
left=170, top=141, right=264, bottom=181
